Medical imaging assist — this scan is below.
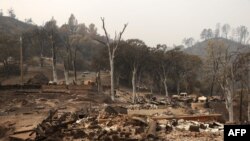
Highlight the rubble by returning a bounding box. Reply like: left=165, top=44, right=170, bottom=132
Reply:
left=6, top=104, right=224, bottom=141
left=0, top=86, right=225, bottom=141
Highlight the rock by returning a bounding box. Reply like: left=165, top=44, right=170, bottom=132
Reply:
left=190, top=121, right=199, bottom=125
left=166, top=124, right=173, bottom=132
left=178, top=119, right=185, bottom=124
left=171, top=119, right=178, bottom=126
left=209, top=122, right=221, bottom=128
left=211, top=128, right=219, bottom=133
left=159, top=124, right=166, bottom=130
left=189, top=125, right=200, bottom=132
left=76, top=119, right=84, bottom=124
left=218, top=126, right=224, bottom=130
left=214, top=122, right=223, bottom=127
left=176, top=124, right=189, bottom=131
left=198, top=96, right=207, bottom=102
left=200, top=124, right=207, bottom=129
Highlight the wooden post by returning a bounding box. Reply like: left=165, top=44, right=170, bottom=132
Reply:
left=20, top=36, right=23, bottom=86
left=146, top=120, right=157, bottom=139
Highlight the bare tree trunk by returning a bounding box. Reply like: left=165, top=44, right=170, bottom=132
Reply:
left=97, top=71, right=102, bottom=94
left=137, top=71, right=142, bottom=91
left=51, top=40, right=57, bottom=83
left=96, top=18, right=127, bottom=101
left=67, top=48, right=71, bottom=84
left=239, top=83, right=244, bottom=123
left=210, top=76, right=215, bottom=96
left=228, top=102, right=234, bottom=122
left=63, top=62, right=69, bottom=85
left=110, top=59, right=115, bottom=101
left=115, top=73, right=120, bottom=89
left=247, top=75, right=250, bottom=122
left=163, top=79, right=169, bottom=97
left=52, top=59, right=57, bottom=83
left=20, top=36, right=23, bottom=86
left=132, top=67, right=136, bottom=103
left=3, top=61, right=9, bottom=77
left=73, top=48, right=77, bottom=83
left=225, top=86, right=234, bottom=122
left=40, top=55, right=44, bottom=68
left=40, top=41, right=44, bottom=68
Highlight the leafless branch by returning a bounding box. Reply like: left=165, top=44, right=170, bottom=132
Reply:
left=92, top=37, right=107, bottom=46
left=114, top=31, right=117, bottom=41
left=101, top=17, right=110, bottom=45
left=113, top=23, right=128, bottom=54
left=100, top=17, right=112, bottom=59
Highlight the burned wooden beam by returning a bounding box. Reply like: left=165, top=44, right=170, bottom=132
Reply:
left=13, top=129, right=35, bottom=134
left=151, top=114, right=223, bottom=122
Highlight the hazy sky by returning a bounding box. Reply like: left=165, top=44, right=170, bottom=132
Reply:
left=1, top=0, right=250, bottom=46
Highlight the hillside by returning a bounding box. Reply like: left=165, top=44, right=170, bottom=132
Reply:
left=0, top=16, right=104, bottom=71
left=184, top=38, right=250, bottom=58
left=0, top=16, right=34, bottom=35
